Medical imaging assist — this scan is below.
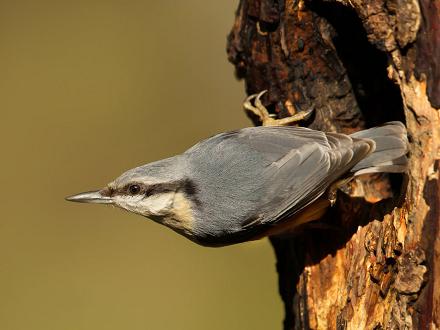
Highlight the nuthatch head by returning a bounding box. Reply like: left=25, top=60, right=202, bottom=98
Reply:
left=67, top=120, right=408, bottom=247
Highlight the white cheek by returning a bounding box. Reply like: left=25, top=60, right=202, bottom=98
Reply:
left=114, top=193, right=175, bottom=216
left=141, top=193, right=175, bottom=215
left=114, top=195, right=143, bottom=213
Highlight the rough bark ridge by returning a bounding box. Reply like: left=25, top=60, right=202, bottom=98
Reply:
left=227, top=0, right=440, bottom=328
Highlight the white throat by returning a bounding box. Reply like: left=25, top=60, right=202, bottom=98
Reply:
left=115, top=192, right=175, bottom=217
left=114, top=191, right=195, bottom=236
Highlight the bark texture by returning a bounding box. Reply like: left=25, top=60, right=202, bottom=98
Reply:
left=227, top=0, right=440, bottom=328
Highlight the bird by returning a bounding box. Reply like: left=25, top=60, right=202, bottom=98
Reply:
left=66, top=91, right=408, bottom=247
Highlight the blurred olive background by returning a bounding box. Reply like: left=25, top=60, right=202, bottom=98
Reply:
left=0, top=1, right=283, bottom=330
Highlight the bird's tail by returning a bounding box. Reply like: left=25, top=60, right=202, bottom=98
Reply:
left=350, top=121, right=409, bottom=176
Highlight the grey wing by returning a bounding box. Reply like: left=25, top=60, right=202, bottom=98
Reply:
left=220, top=127, right=372, bottom=226
left=185, top=126, right=372, bottom=234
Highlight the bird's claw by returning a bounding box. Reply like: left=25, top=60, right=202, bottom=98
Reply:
left=243, top=90, right=314, bottom=127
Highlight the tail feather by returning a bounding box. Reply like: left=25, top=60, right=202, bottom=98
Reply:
left=350, top=122, right=408, bottom=176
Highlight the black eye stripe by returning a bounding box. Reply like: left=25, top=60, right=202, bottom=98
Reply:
left=120, top=179, right=199, bottom=200
left=145, top=184, right=176, bottom=196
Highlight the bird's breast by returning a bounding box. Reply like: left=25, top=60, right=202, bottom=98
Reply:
left=161, top=192, right=196, bottom=237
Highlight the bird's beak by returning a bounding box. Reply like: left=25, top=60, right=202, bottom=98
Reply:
left=65, top=189, right=113, bottom=204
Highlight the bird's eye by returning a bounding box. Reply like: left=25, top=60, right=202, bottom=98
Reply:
left=128, top=184, right=141, bottom=195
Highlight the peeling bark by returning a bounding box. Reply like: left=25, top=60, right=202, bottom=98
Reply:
left=227, top=0, right=440, bottom=328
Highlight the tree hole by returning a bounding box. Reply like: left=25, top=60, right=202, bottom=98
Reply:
left=309, top=1, right=405, bottom=126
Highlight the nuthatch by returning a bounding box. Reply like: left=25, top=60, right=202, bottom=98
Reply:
left=66, top=91, right=408, bottom=246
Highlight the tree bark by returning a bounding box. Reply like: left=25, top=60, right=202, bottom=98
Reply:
left=227, top=0, right=440, bottom=329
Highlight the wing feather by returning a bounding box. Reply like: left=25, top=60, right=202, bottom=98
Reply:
left=227, top=127, right=372, bottom=227
left=185, top=126, right=373, bottom=236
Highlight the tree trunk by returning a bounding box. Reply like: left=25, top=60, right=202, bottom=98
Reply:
left=227, top=0, right=440, bottom=329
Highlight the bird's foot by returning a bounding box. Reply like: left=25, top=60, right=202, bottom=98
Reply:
left=243, top=90, right=314, bottom=127
left=327, top=177, right=354, bottom=206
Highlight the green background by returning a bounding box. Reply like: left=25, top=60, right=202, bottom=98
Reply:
left=0, top=1, right=282, bottom=329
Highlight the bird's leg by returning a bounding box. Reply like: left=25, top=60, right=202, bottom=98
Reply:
left=243, top=90, right=314, bottom=127
left=327, top=177, right=354, bottom=206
